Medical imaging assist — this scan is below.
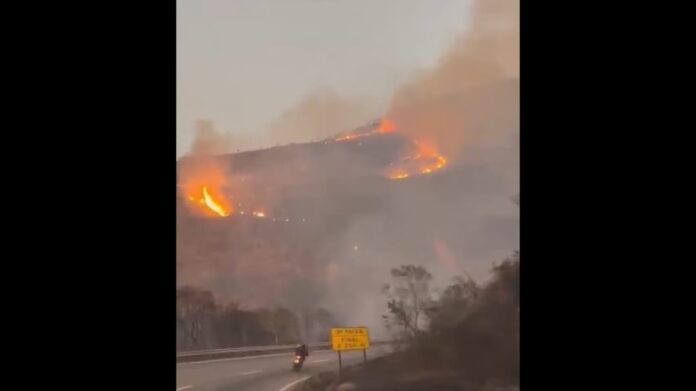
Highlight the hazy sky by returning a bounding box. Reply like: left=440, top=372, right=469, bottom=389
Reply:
left=177, top=0, right=472, bottom=157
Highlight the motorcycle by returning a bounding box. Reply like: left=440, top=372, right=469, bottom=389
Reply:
left=292, top=355, right=305, bottom=371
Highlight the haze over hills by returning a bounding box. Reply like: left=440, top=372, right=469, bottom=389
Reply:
left=176, top=78, right=518, bottom=337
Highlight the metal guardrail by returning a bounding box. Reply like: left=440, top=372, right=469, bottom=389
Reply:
left=177, top=344, right=303, bottom=357
left=176, top=343, right=328, bottom=363
left=176, top=340, right=391, bottom=363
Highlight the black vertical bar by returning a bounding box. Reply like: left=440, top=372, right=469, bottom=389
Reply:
left=363, top=349, right=367, bottom=364
left=338, top=351, right=342, bottom=373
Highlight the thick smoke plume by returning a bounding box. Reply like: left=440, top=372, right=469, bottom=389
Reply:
left=266, top=89, right=376, bottom=146
left=320, top=0, right=519, bottom=334
left=387, top=0, right=519, bottom=161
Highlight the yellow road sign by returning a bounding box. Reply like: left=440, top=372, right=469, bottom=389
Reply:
left=331, top=327, right=370, bottom=351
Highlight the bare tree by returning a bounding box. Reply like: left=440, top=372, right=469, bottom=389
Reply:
left=258, top=308, right=281, bottom=345
left=259, top=307, right=300, bottom=345
left=382, top=265, right=434, bottom=338
left=176, top=287, right=216, bottom=349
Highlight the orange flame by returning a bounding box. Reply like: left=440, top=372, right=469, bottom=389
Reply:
left=184, top=185, right=231, bottom=217
left=335, top=118, right=397, bottom=142
left=201, top=186, right=230, bottom=217
left=179, top=156, right=234, bottom=218
left=377, top=118, right=396, bottom=133
left=335, top=133, right=361, bottom=142
left=387, top=140, right=448, bottom=180
left=332, top=117, right=449, bottom=180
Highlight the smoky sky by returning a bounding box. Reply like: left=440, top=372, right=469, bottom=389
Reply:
left=177, top=0, right=519, bottom=338
left=177, top=0, right=474, bottom=156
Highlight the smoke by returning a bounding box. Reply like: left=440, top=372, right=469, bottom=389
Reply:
left=387, top=0, right=519, bottom=161
left=188, top=120, right=230, bottom=156
left=265, top=89, right=377, bottom=146
left=310, top=0, right=520, bottom=334
left=186, top=119, right=259, bottom=155
left=176, top=0, right=519, bottom=340
left=178, top=120, right=236, bottom=217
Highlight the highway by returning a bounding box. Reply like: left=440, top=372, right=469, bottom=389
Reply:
left=176, top=345, right=391, bottom=391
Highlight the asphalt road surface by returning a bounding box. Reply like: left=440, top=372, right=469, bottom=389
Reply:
left=176, top=345, right=392, bottom=391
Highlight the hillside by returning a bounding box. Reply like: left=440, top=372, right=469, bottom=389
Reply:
left=176, top=80, right=519, bottom=333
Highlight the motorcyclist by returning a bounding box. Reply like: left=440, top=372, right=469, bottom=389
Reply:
left=294, top=343, right=309, bottom=359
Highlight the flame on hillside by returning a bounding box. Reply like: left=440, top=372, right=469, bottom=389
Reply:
left=333, top=117, right=449, bottom=180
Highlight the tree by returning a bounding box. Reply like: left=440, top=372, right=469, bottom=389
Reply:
left=484, top=251, right=519, bottom=310
left=428, top=253, right=519, bottom=383
left=176, top=286, right=216, bottom=349
left=258, top=308, right=281, bottom=345
left=427, top=276, right=481, bottom=335
left=382, top=265, right=434, bottom=338
left=375, top=254, right=520, bottom=384
left=258, top=307, right=300, bottom=345
left=211, top=302, right=245, bottom=348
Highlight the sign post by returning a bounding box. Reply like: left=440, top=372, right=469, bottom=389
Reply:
left=330, top=327, right=371, bottom=375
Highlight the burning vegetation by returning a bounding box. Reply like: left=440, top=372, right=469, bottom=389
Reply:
left=179, top=154, right=234, bottom=219
left=334, top=118, right=395, bottom=142
left=386, top=140, right=448, bottom=180
left=179, top=116, right=450, bottom=219
left=334, top=117, right=449, bottom=181
left=187, top=186, right=230, bottom=217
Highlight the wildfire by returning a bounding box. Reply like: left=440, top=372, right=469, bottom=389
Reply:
left=334, top=118, right=397, bottom=142
left=387, top=141, right=448, bottom=180
left=377, top=118, right=396, bottom=134
left=179, top=117, right=449, bottom=220
left=184, top=185, right=231, bottom=217
left=179, top=156, right=234, bottom=218
left=202, top=186, right=230, bottom=217
left=332, top=117, right=449, bottom=180
left=335, top=133, right=363, bottom=142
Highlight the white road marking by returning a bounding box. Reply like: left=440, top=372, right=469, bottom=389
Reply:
left=278, top=376, right=311, bottom=391
left=308, top=358, right=331, bottom=363
left=176, top=386, right=193, bottom=391
left=241, top=369, right=262, bottom=376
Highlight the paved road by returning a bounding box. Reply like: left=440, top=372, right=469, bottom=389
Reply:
left=176, top=345, right=392, bottom=391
